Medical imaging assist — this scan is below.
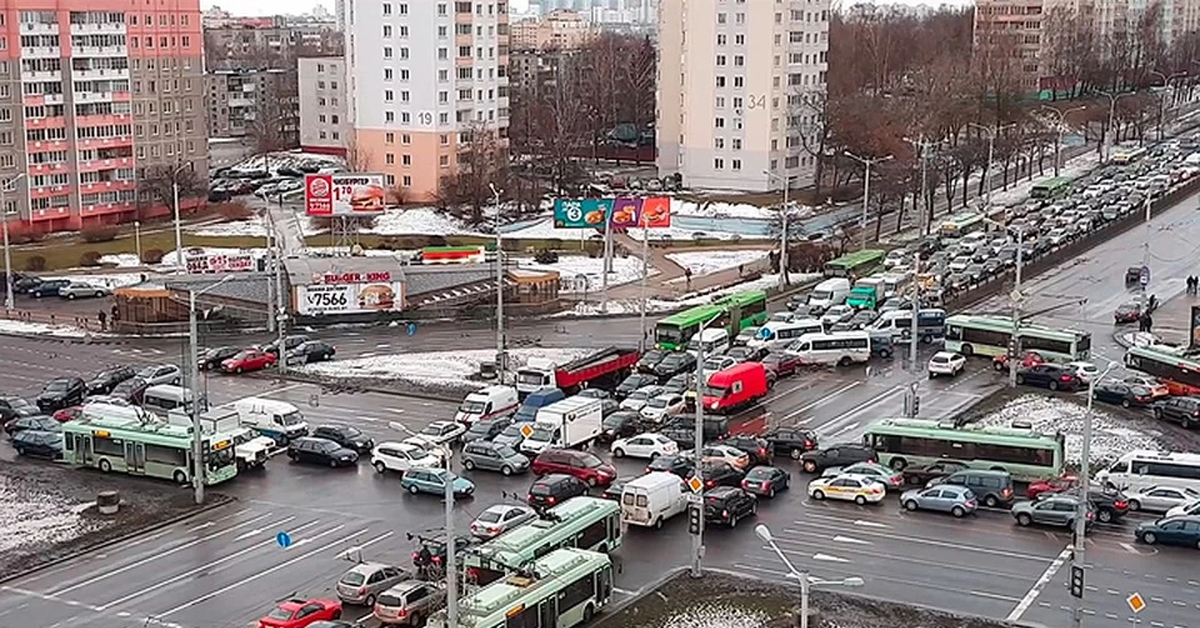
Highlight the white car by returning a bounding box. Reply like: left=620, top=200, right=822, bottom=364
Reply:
left=414, top=420, right=467, bottom=446
left=610, top=433, right=679, bottom=460
left=639, top=393, right=686, bottom=421
left=371, top=441, right=441, bottom=474
left=1165, top=499, right=1200, bottom=519
left=469, top=504, right=536, bottom=539
left=927, top=351, right=966, bottom=378
left=883, top=250, right=908, bottom=269
left=1065, top=361, right=1100, bottom=383
left=1127, top=485, right=1200, bottom=513
left=684, top=444, right=751, bottom=470
left=402, top=436, right=446, bottom=463
left=619, top=385, right=665, bottom=412
left=702, top=356, right=737, bottom=373
left=820, top=304, right=854, bottom=326
left=136, top=364, right=182, bottom=386
left=806, top=473, right=887, bottom=505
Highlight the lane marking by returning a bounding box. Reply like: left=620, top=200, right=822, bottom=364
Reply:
left=832, top=535, right=872, bottom=545
left=971, top=590, right=1022, bottom=602
left=1006, top=546, right=1072, bottom=622
left=613, top=587, right=634, bottom=595
left=0, top=586, right=103, bottom=612
left=780, top=381, right=860, bottom=420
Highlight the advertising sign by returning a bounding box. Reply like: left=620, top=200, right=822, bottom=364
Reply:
left=304, top=173, right=387, bottom=217
left=553, top=199, right=613, bottom=229
left=609, top=198, right=642, bottom=228
left=297, top=281, right=405, bottom=316
left=1191, top=305, right=1200, bottom=348
left=185, top=252, right=255, bottom=274
left=553, top=197, right=672, bottom=229
left=640, top=196, right=671, bottom=228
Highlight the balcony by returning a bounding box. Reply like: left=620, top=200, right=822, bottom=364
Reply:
left=69, top=22, right=126, bottom=35
left=228, top=97, right=256, bottom=108
left=73, top=91, right=114, bottom=104
left=24, top=116, right=67, bottom=130
left=74, top=45, right=127, bottom=58
left=80, top=179, right=137, bottom=194
left=21, top=46, right=61, bottom=59
left=25, top=139, right=68, bottom=152
left=19, top=22, right=59, bottom=35
left=77, top=134, right=134, bottom=151
left=21, top=70, right=62, bottom=82
left=71, top=67, right=130, bottom=81
left=78, top=156, right=134, bottom=172
left=30, top=207, right=71, bottom=223
left=45, top=93, right=65, bottom=105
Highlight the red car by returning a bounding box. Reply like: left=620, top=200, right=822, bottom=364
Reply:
left=221, top=348, right=277, bottom=374
left=258, top=598, right=342, bottom=628
left=531, top=448, right=617, bottom=487
left=1025, top=475, right=1078, bottom=499
left=53, top=406, right=82, bottom=422
left=993, top=351, right=1044, bottom=372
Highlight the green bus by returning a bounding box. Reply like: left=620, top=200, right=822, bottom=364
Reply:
left=938, top=212, right=986, bottom=239
left=864, top=418, right=1065, bottom=483
left=653, top=290, right=768, bottom=350
left=463, top=496, right=622, bottom=586
left=822, top=249, right=886, bottom=279
left=61, top=414, right=239, bottom=485
left=944, top=314, right=1091, bottom=362
left=1030, top=176, right=1072, bottom=199
left=1124, top=344, right=1200, bottom=396
left=429, top=548, right=614, bottom=628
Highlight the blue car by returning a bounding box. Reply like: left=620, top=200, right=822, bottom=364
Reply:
left=900, top=484, right=978, bottom=517
left=1135, top=515, right=1200, bottom=549
left=401, top=467, right=475, bottom=499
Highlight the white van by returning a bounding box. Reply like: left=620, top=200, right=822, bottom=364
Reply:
left=871, top=308, right=947, bottom=344
left=142, top=385, right=195, bottom=416
left=784, top=331, right=872, bottom=366
left=234, top=397, right=309, bottom=445
left=747, top=319, right=824, bottom=350
left=620, top=472, right=688, bottom=529
left=454, top=385, right=519, bottom=424
left=807, top=277, right=851, bottom=312
left=878, top=273, right=911, bottom=300
left=1095, top=450, right=1200, bottom=493
left=686, top=328, right=730, bottom=358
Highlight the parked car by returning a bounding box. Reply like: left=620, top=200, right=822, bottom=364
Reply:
left=654, top=352, right=696, bottom=379
left=929, top=469, right=1015, bottom=508
left=1152, top=396, right=1200, bottom=429
left=0, top=396, right=38, bottom=422
left=1052, top=487, right=1130, bottom=523
left=1125, top=375, right=1169, bottom=398
left=799, top=443, right=875, bottom=473
left=1026, top=475, right=1077, bottom=500
left=616, top=373, right=659, bottom=398
left=373, top=580, right=446, bottom=627
left=10, top=429, right=63, bottom=459
left=461, top=416, right=513, bottom=443
left=262, top=334, right=312, bottom=357
left=469, top=504, right=536, bottom=539
left=370, top=442, right=441, bottom=475
left=639, top=393, right=686, bottom=421
left=491, top=424, right=527, bottom=450
left=901, top=460, right=969, bottom=486
left=807, top=473, right=887, bottom=505
left=1011, top=495, right=1094, bottom=531
left=86, top=366, right=136, bottom=396
left=1134, top=515, right=1200, bottom=548
left=900, top=484, right=977, bottom=517
left=110, top=377, right=150, bottom=404
left=221, top=348, right=277, bottom=374
left=312, top=424, right=374, bottom=454
left=694, top=460, right=744, bottom=489
left=59, top=282, right=110, bottom=299
left=741, top=466, right=790, bottom=498
left=1016, top=363, right=1083, bottom=391
left=287, top=341, right=337, bottom=365
left=287, top=437, right=359, bottom=467
left=526, top=473, right=588, bottom=511
left=636, top=349, right=668, bottom=373
left=531, top=448, right=616, bottom=487
left=335, top=562, right=408, bottom=607
left=5, top=415, right=60, bottom=437
left=1093, top=381, right=1154, bottom=408
left=28, top=279, right=71, bottom=298
left=619, top=385, right=666, bottom=412
left=828, top=461, right=904, bottom=491
left=721, top=435, right=773, bottom=467
left=701, top=486, right=757, bottom=527
left=400, top=468, right=475, bottom=498
left=136, top=364, right=182, bottom=386
left=596, top=411, right=647, bottom=445
left=764, top=427, right=818, bottom=460
left=1126, top=485, right=1200, bottom=513
left=1165, top=499, right=1200, bottom=519
left=611, top=433, right=679, bottom=460
left=257, top=598, right=342, bottom=628
left=646, top=454, right=695, bottom=478
left=460, top=441, right=529, bottom=476
left=36, top=377, right=86, bottom=412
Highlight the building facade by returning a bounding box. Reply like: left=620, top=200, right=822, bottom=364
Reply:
left=206, top=68, right=298, bottom=144
left=0, top=0, right=206, bottom=234
left=656, top=0, right=830, bottom=193
left=510, top=10, right=598, bottom=50
left=297, top=56, right=351, bottom=156
left=345, top=0, right=509, bottom=202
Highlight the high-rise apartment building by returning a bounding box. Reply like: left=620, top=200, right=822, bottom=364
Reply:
left=0, top=0, right=206, bottom=234
left=657, top=0, right=831, bottom=193
left=345, top=0, right=509, bottom=202
left=297, top=56, right=351, bottom=156
left=510, top=10, right=598, bottom=51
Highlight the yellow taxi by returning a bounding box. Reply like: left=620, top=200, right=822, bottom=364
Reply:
left=807, top=473, right=887, bottom=505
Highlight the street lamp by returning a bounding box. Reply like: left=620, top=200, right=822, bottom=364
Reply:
left=687, top=314, right=724, bottom=578
left=172, top=163, right=192, bottom=273
left=1071, top=361, right=1118, bottom=628
left=984, top=217, right=1024, bottom=388
left=1149, top=70, right=1186, bottom=140
left=2, top=173, right=27, bottom=311
left=189, top=275, right=233, bottom=505
left=842, top=152, right=893, bottom=250
left=1038, top=105, right=1086, bottom=177
left=763, top=170, right=794, bottom=290
left=490, top=183, right=506, bottom=383
left=967, top=122, right=1015, bottom=212
left=754, top=524, right=864, bottom=628
left=1098, top=91, right=1134, bottom=162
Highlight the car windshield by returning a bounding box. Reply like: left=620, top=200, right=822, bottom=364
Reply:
left=341, top=427, right=363, bottom=438
left=661, top=355, right=686, bottom=367
left=495, top=446, right=518, bottom=458
left=279, top=411, right=303, bottom=426
left=499, top=425, right=523, bottom=437
left=459, top=400, right=487, bottom=414
left=931, top=356, right=949, bottom=364
left=529, top=426, right=555, bottom=441
left=746, top=468, right=771, bottom=480
left=530, top=482, right=553, bottom=496
left=136, top=366, right=160, bottom=378
left=233, top=351, right=254, bottom=360
left=421, top=424, right=446, bottom=436
left=603, top=415, right=628, bottom=428
left=629, top=390, right=652, bottom=401
left=578, top=453, right=603, bottom=468
left=44, top=380, right=69, bottom=392
left=647, top=398, right=669, bottom=409
left=641, top=350, right=664, bottom=363
left=478, top=510, right=504, bottom=523
left=340, top=572, right=366, bottom=586
left=267, top=608, right=293, bottom=620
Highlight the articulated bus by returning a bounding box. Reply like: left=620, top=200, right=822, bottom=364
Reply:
left=428, top=548, right=614, bottom=628
left=944, top=314, right=1091, bottom=362
left=61, top=414, right=239, bottom=485
left=822, top=249, right=886, bottom=279
left=462, top=496, right=621, bottom=586
left=1030, top=176, right=1073, bottom=199
left=1125, top=344, right=1200, bottom=396
left=938, top=212, right=986, bottom=239
left=653, top=290, right=768, bottom=350
left=864, top=418, right=1065, bottom=483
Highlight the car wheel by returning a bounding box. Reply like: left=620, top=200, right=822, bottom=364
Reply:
left=501, top=465, right=513, bottom=476
left=410, top=613, right=422, bottom=628
left=951, top=506, right=966, bottom=518
left=68, top=293, right=76, bottom=300
left=904, top=500, right=918, bottom=511
left=329, top=459, right=338, bottom=468
left=1128, top=499, right=1141, bottom=511
left=364, top=594, right=376, bottom=607
left=1016, top=374, right=1026, bottom=385
left=1098, top=510, right=1113, bottom=523
left=463, top=459, right=475, bottom=471
left=838, top=356, right=852, bottom=367
left=854, top=495, right=867, bottom=506
left=332, top=610, right=341, bottom=620
left=373, top=461, right=387, bottom=474
left=1153, top=408, right=1164, bottom=419
left=613, top=448, right=625, bottom=458
left=14, top=446, right=24, bottom=456
left=1048, top=380, right=1059, bottom=391
left=928, top=373, right=936, bottom=379
left=172, top=378, right=181, bottom=385
left=889, top=457, right=907, bottom=471
left=1122, top=399, right=1131, bottom=408
left=235, top=367, right=243, bottom=374
left=790, top=448, right=802, bottom=460
left=1183, top=417, right=1194, bottom=429
left=99, top=458, right=112, bottom=473
left=803, top=460, right=817, bottom=473
left=654, top=517, right=663, bottom=530
left=173, top=469, right=187, bottom=484
left=408, top=484, right=420, bottom=494
left=985, top=494, right=999, bottom=508
left=1017, top=513, right=1033, bottom=526
left=812, top=489, right=825, bottom=500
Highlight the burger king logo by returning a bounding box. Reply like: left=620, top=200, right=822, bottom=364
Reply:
left=308, top=177, right=331, bottom=198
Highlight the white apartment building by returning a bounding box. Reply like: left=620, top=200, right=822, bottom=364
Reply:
left=657, top=0, right=831, bottom=193
left=345, top=0, right=509, bottom=201
left=298, top=57, right=352, bottom=156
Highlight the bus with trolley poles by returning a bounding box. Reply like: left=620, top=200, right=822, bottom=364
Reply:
left=427, top=548, right=615, bottom=628
left=653, top=290, right=768, bottom=350
left=1124, top=343, right=1200, bottom=396
left=61, top=412, right=238, bottom=485
left=461, top=496, right=621, bottom=586
left=938, top=212, right=986, bottom=239
left=822, top=249, right=886, bottom=280
left=863, top=418, right=1065, bottom=483
left=1030, top=176, right=1073, bottom=199
left=943, top=314, right=1092, bottom=362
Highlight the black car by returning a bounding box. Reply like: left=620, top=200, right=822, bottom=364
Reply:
left=311, top=425, right=374, bottom=453
left=410, top=533, right=476, bottom=571
left=661, top=373, right=693, bottom=396
left=901, top=460, right=970, bottom=486
left=13, top=276, right=42, bottom=294
left=1051, top=487, right=1130, bottom=524
left=287, top=340, right=337, bottom=365
left=658, top=425, right=698, bottom=450
left=1125, top=266, right=1142, bottom=284
left=601, top=478, right=630, bottom=501
left=198, top=347, right=241, bottom=371
left=262, top=334, right=311, bottom=356
left=36, top=377, right=86, bottom=412
left=110, top=377, right=149, bottom=404
left=741, top=466, right=791, bottom=498
left=764, top=427, right=819, bottom=460
left=646, top=454, right=694, bottom=478
left=462, top=416, right=513, bottom=443
left=696, top=461, right=744, bottom=489
left=527, top=473, right=588, bottom=512
left=5, top=415, right=60, bottom=437
left=596, top=411, right=647, bottom=445
left=721, top=435, right=772, bottom=467
left=636, top=349, right=668, bottom=373
left=11, top=429, right=63, bottom=459
left=662, top=416, right=730, bottom=442
left=86, top=366, right=137, bottom=395
left=287, top=436, right=360, bottom=467
left=702, top=486, right=757, bottom=527
left=0, top=396, right=39, bottom=422
left=28, top=279, right=70, bottom=298
left=1094, top=381, right=1154, bottom=409
left=799, top=443, right=876, bottom=474
left=616, top=373, right=658, bottom=398
left=1153, top=396, right=1200, bottom=428
left=1016, top=364, right=1082, bottom=392
left=654, top=352, right=696, bottom=379
left=725, top=346, right=768, bottom=363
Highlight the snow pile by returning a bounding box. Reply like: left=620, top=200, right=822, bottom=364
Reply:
left=96, top=253, right=141, bottom=268
left=555, top=298, right=681, bottom=317
left=42, top=273, right=147, bottom=289
left=364, top=207, right=485, bottom=237
left=500, top=218, right=603, bottom=241
left=0, top=479, right=93, bottom=555
left=516, top=255, right=654, bottom=293
left=674, top=198, right=816, bottom=220
left=190, top=213, right=324, bottom=238
left=665, top=250, right=769, bottom=278
left=653, top=602, right=771, bottom=628
left=626, top=224, right=745, bottom=242
left=554, top=272, right=824, bottom=318
left=971, top=394, right=1165, bottom=467
left=0, top=319, right=99, bottom=338
left=226, top=151, right=344, bottom=175
left=297, top=347, right=594, bottom=390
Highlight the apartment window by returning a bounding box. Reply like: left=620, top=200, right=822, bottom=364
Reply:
left=714, top=117, right=725, bottom=129
left=732, top=138, right=742, bottom=150
left=734, top=55, right=744, bottom=67
left=717, top=34, right=726, bottom=46
left=385, top=153, right=394, bottom=164
left=385, top=111, right=395, bottom=122
left=714, top=138, right=724, bottom=149
left=735, top=34, right=745, bottom=45
left=402, top=69, right=411, bottom=81
left=384, top=90, right=393, bottom=102
left=402, top=134, right=411, bottom=144
left=386, top=174, right=395, bottom=186
left=714, top=158, right=724, bottom=169
left=400, top=25, right=408, bottom=37
left=400, top=48, right=409, bottom=60
left=384, top=68, right=393, bottom=81
left=383, top=2, right=392, bottom=14
left=717, top=13, right=726, bottom=24
left=440, top=134, right=449, bottom=145
left=385, top=132, right=395, bottom=144
left=734, top=77, right=744, bottom=88
left=401, top=91, right=410, bottom=102
left=384, top=47, right=393, bottom=59
left=732, top=159, right=742, bottom=171
left=440, top=155, right=449, bottom=167
left=399, top=3, right=408, bottom=14
left=716, top=55, right=726, bottom=67
left=402, top=154, right=411, bottom=166
left=715, top=76, right=726, bottom=88
left=383, top=25, right=393, bottom=37
left=403, top=175, right=412, bottom=186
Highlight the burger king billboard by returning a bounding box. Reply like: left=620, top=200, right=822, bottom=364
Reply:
left=304, top=173, right=387, bottom=217
left=296, top=273, right=405, bottom=316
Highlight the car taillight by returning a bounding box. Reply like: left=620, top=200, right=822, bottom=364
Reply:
left=1061, top=375, right=1072, bottom=381
left=758, top=447, right=768, bottom=457
left=547, top=496, right=556, bottom=504
left=1002, top=487, right=1013, bottom=498
left=359, top=587, right=367, bottom=595
left=804, top=440, right=813, bottom=448
left=488, top=526, right=499, bottom=534
left=432, top=555, right=441, bottom=564
left=871, top=486, right=883, bottom=494
left=1086, top=511, right=1095, bottom=520
left=965, top=501, right=976, bottom=507
left=706, top=479, right=716, bottom=487
left=396, top=608, right=408, bottom=618
left=722, top=509, right=729, bottom=518
left=762, top=481, right=771, bottom=490
left=1114, top=500, right=1128, bottom=509
left=412, top=552, right=419, bottom=561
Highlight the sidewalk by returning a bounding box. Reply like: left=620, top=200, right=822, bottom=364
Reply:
left=602, top=233, right=776, bottom=300
left=267, top=203, right=306, bottom=256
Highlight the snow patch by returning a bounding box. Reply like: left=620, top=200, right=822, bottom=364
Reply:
left=42, top=273, right=147, bottom=289
left=0, top=479, right=92, bottom=555
left=297, top=348, right=595, bottom=390
left=0, top=319, right=110, bottom=338
left=363, top=207, right=486, bottom=237
left=516, top=255, right=654, bottom=293
left=673, top=198, right=815, bottom=220
left=96, top=253, right=142, bottom=268
left=665, top=250, right=770, bottom=278
left=987, top=152, right=1103, bottom=208
left=653, top=602, right=771, bottom=628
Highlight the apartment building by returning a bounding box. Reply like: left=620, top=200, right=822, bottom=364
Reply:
left=510, top=10, right=599, bottom=50
left=0, top=0, right=206, bottom=234
left=973, top=0, right=1048, bottom=94
left=206, top=68, right=298, bottom=144
left=297, top=57, right=351, bottom=156
left=657, top=0, right=831, bottom=193
left=345, top=0, right=509, bottom=202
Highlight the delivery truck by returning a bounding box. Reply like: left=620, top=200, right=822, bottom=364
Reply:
left=515, top=347, right=639, bottom=397
left=520, top=396, right=604, bottom=454
left=167, top=406, right=277, bottom=471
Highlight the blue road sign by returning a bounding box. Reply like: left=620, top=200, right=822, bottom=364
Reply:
left=276, top=531, right=292, bottom=548
left=407, top=322, right=417, bottom=336
left=1140, top=265, right=1151, bottom=287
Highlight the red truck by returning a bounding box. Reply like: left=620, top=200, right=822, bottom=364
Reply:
left=515, top=347, right=640, bottom=397
left=702, top=362, right=769, bottom=414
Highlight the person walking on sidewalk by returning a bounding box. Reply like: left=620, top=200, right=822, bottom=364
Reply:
left=97, top=311, right=107, bottom=331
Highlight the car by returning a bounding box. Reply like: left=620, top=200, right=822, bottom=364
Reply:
left=257, top=598, right=342, bottom=628
left=1093, top=381, right=1154, bottom=408
left=1125, top=266, right=1143, bottom=284
left=992, top=351, right=1044, bottom=372
left=619, top=385, right=666, bottom=412
left=28, top=279, right=70, bottom=298
left=462, top=416, right=513, bottom=443
left=0, top=396, right=38, bottom=422
left=833, top=310, right=880, bottom=332
left=1026, top=475, right=1078, bottom=500
left=1065, top=361, right=1101, bottom=383
left=733, top=326, right=762, bottom=346
left=221, top=348, right=277, bottom=373
left=702, top=355, right=738, bottom=373
left=1152, top=396, right=1200, bottom=428
left=694, top=460, right=744, bottom=489
left=1165, top=499, right=1200, bottom=519
left=1125, top=485, right=1200, bottom=513
left=741, top=465, right=790, bottom=498
left=639, top=393, right=686, bottom=421
left=36, top=377, right=86, bottom=412
left=414, top=420, right=467, bottom=446
left=829, top=461, right=904, bottom=491
left=799, top=443, right=875, bottom=474
left=929, top=469, right=1015, bottom=508
left=409, top=533, right=474, bottom=574
left=656, top=352, right=698, bottom=379
left=900, top=484, right=977, bottom=517
left=197, top=347, right=241, bottom=371
left=927, top=351, right=965, bottom=378
left=312, top=424, right=375, bottom=453
left=58, top=282, right=110, bottom=299
left=531, top=448, right=616, bottom=487
left=702, top=486, right=757, bottom=527
left=646, top=453, right=695, bottom=478
left=600, top=478, right=630, bottom=501
left=597, top=410, right=648, bottom=444
left=1011, top=495, right=1094, bottom=530
left=1134, top=514, right=1200, bottom=548
left=820, top=304, right=855, bottom=326
left=1016, top=363, right=1082, bottom=391
left=371, top=441, right=441, bottom=474
left=136, top=364, right=182, bottom=386
left=461, top=441, right=530, bottom=476
left=637, top=349, right=669, bottom=373
left=1114, top=301, right=1146, bottom=324
left=900, top=460, right=969, bottom=486
left=660, top=373, right=694, bottom=396
left=335, top=563, right=408, bottom=606
left=807, top=473, right=887, bottom=505
left=526, top=473, right=588, bottom=511
left=52, top=406, right=82, bottom=422
left=109, top=377, right=150, bottom=404
left=262, top=334, right=312, bottom=357
left=1051, top=487, right=1130, bottom=523
left=491, top=424, right=527, bottom=450
left=691, top=444, right=751, bottom=471
left=721, top=435, right=773, bottom=467
left=86, top=366, right=136, bottom=395
left=760, top=352, right=801, bottom=378
left=469, top=504, right=537, bottom=539
left=611, top=432, right=679, bottom=460
left=287, top=437, right=359, bottom=467
left=12, top=275, right=42, bottom=294
left=764, top=427, right=818, bottom=460
left=401, top=468, right=475, bottom=498
left=11, top=429, right=64, bottom=459
left=726, top=345, right=768, bottom=363
left=287, top=341, right=337, bottom=365
left=373, top=580, right=446, bottom=627
left=1125, top=375, right=1169, bottom=398
left=576, top=388, right=611, bottom=401
left=616, top=373, right=659, bottom=398
left=4, top=415, right=60, bottom=437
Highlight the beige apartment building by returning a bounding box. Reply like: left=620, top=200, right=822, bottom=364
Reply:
left=297, top=56, right=351, bottom=156
left=510, top=9, right=599, bottom=51
left=657, top=0, right=831, bottom=192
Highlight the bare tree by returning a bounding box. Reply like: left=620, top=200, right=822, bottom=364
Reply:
left=436, top=123, right=508, bottom=227
left=136, top=165, right=207, bottom=219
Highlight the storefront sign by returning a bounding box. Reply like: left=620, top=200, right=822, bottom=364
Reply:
left=297, top=281, right=405, bottom=315
left=321, top=271, right=393, bottom=284
left=185, top=252, right=255, bottom=274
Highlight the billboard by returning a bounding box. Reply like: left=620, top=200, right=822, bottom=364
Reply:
left=553, top=199, right=613, bottom=228
left=1191, top=305, right=1200, bottom=348
left=297, top=273, right=405, bottom=316
left=185, top=252, right=255, bottom=274
left=304, top=173, right=387, bottom=217
left=552, top=197, right=671, bottom=229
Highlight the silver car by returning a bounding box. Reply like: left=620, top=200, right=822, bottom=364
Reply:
left=336, top=562, right=408, bottom=606
left=900, top=485, right=977, bottom=517
left=460, top=441, right=529, bottom=476
left=136, top=364, right=182, bottom=386
left=59, top=282, right=110, bottom=299
left=469, top=504, right=536, bottom=539
left=1127, top=485, right=1200, bottom=513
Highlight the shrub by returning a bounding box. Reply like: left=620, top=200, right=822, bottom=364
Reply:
left=534, top=249, right=559, bottom=264
left=79, top=251, right=103, bottom=267
left=142, top=248, right=165, bottom=264
left=24, top=255, right=45, bottom=272
left=80, top=225, right=119, bottom=243
left=216, top=202, right=254, bottom=221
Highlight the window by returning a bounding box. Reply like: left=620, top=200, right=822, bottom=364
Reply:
left=714, top=118, right=725, bottom=129
left=385, top=153, right=394, bottom=165
left=402, top=154, right=411, bottom=166
left=714, top=158, right=724, bottom=169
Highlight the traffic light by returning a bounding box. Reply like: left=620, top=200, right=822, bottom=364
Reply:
left=1070, top=565, right=1084, bottom=599
left=912, top=395, right=920, bottom=416
left=687, top=504, right=702, bottom=535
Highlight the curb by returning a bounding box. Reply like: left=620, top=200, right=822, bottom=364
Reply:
left=0, top=493, right=236, bottom=586
left=0, top=330, right=130, bottom=345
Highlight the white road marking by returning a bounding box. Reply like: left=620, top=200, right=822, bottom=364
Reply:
left=828, top=421, right=861, bottom=438
left=233, top=515, right=297, bottom=541
left=780, top=382, right=860, bottom=420
left=1006, top=546, right=1072, bottom=622
left=971, top=590, right=1022, bottom=602
left=0, top=586, right=103, bottom=612
left=1120, top=542, right=1142, bottom=553
left=832, top=535, right=872, bottom=545
left=385, top=408, right=407, bottom=415
left=853, top=520, right=889, bottom=528
left=613, top=587, right=634, bottom=595
left=812, top=553, right=850, bottom=563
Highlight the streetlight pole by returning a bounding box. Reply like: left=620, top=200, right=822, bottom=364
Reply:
left=904, top=135, right=934, bottom=374
left=754, top=524, right=864, bottom=628
left=490, top=184, right=506, bottom=382
left=764, top=171, right=792, bottom=290
left=1072, top=362, right=1117, bottom=628
left=171, top=164, right=191, bottom=273
left=985, top=217, right=1024, bottom=389
left=189, top=275, right=232, bottom=505
left=134, top=220, right=142, bottom=265
left=843, top=152, right=893, bottom=250
left=1038, top=106, right=1086, bottom=177
left=967, top=123, right=1015, bottom=212
left=637, top=208, right=650, bottom=353
left=1098, top=91, right=1132, bottom=162
left=690, top=315, right=720, bottom=577
left=444, top=443, right=458, bottom=628
left=2, top=173, right=27, bottom=311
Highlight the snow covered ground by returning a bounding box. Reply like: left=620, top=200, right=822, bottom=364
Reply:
left=0, top=477, right=94, bottom=556
left=0, top=319, right=100, bottom=338
left=96, top=253, right=141, bottom=268
left=298, top=348, right=593, bottom=391
left=225, top=150, right=344, bottom=175
left=42, top=273, right=148, bottom=289
left=665, top=250, right=769, bottom=278
left=516, top=255, right=653, bottom=293
left=987, top=152, right=1103, bottom=208
left=971, top=394, right=1164, bottom=468
left=673, top=198, right=815, bottom=220
left=363, top=207, right=485, bottom=237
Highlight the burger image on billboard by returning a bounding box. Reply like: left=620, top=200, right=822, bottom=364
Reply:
left=350, top=184, right=386, bottom=212
left=358, top=283, right=396, bottom=311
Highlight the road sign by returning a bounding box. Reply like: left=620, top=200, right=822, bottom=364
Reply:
left=1010, top=289, right=1024, bottom=303
left=687, top=476, right=704, bottom=493
left=1127, top=592, right=1146, bottom=614
left=519, top=424, right=534, bottom=438
left=1139, top=265, right=1150, bottom=287
left=406, top=322, right=418, bottom=336
left=276, top=531, right=292, bottom=548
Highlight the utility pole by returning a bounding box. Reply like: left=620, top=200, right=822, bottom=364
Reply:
left=843, top=153, right=893, bottom=250
left=188, top=276, right=231, bottom=505
left=906, top=135, right=932, bottom=375
left=1141, top=195, right=1151, bottom=312
left=491, top=184, right=506, bottom=382
left=690, top=323, right=709, bottom=578
left=1010, top=225, right=1024, bottom=389
left=1, top=173, right=26, bottom=311
left=600, top=213, right=612, bottom=314
left=444, top=447, right=459, bottom=628
left=274, top=239, right=287, bottom=375
left=172, top=164, right=189, bottom=273
left=764, top=171, right=792, bottom=289
left=1039, top=106, right=1086, bottom=178
left=265, top=210, right=276, bottom=334
left=637, top=218, right=649, bottom=353
left=1072, top=364, right=1116, bottom=628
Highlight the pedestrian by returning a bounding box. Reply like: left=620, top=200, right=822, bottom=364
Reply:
left=1144, top=313, right=1154, bottom=333
left=97, top=311, right=107, bottom=331
left=111, top=304, right=120, bottom=322
left=738, top=263, right=745, bottom=277
left=684, top=267, right=692, bottom=291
